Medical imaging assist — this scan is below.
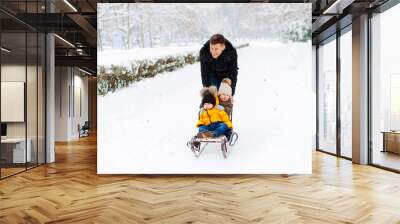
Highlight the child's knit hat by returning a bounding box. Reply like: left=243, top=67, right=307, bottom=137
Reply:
left=218, top=78, right=232, bottom=97
left=200, top=85, right=218, bottom=97
left=201, top=92, right=216, bottom=108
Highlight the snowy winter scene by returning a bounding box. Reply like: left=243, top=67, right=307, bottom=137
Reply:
left=97, top=3, right=313, bottom=174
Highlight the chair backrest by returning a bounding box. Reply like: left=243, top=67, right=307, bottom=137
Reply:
left=82, top=121, right=90, bottom=129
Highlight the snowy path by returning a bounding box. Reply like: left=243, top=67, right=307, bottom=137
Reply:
left=98, top=42, right=313, bottom=174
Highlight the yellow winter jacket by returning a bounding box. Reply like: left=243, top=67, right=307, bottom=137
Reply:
left=196, top=105, right=233, bottom=129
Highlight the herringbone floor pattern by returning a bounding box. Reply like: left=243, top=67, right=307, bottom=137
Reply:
left=1, top=134, right=400, bottom=223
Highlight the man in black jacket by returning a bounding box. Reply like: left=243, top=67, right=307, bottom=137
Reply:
left=199, top=34, right=238, bottom=96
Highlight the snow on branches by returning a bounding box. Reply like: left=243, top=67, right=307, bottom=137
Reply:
left=97, top=53, right=198, bottom=96
left=97, top=43, right=249, bottom=96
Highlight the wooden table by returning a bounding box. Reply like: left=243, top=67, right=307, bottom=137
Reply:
left=381, top=131, right=400, bottom=154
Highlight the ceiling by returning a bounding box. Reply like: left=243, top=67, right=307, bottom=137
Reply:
left=0, top=0, right=394, bottom=75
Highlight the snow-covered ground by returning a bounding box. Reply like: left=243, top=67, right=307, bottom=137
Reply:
left=98, top=41, right=313, bottom=174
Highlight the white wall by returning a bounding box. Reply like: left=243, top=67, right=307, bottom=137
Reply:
left=1, top=65, right=26, bottom=137
left=55, top=66, right=69, bottom=141
left=312, top=45, right=317, bottom=150
left=55, top=67, right=89, bottom=141
left=1, top=63, right=46, bottom=164
left=72, top=73, right=89, bottom=137
left=1, top=65, right=40, bottom=138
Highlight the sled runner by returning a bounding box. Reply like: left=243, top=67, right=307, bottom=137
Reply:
left=187, top=111, right=238, bottom=159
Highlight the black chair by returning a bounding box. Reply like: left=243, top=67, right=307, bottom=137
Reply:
left=78, top=121, right=90, bottom=138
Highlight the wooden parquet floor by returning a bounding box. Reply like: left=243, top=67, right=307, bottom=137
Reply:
left=1, top=134, right=400, bottom=223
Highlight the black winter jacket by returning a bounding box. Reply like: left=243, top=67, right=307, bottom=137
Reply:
left=199, top=39, right=238, bottom=95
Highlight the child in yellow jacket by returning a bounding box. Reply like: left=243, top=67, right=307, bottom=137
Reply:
left=196, top=92, right=232, bottom=139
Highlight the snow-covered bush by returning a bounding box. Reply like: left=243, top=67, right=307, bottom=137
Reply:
left=97, top=43, right=249, bottom=96
left=97, top=43, right=250, bottom=96
left=97, top=52, right=199, bottom=96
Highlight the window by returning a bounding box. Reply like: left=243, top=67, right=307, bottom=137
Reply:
left=371, top=3, right=400, bottom=171
left=340, top=29, right=352, bottom=158
left=0, top=2, right=46, bottom=179
left=318, top=36, right=337, bottom=154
